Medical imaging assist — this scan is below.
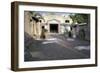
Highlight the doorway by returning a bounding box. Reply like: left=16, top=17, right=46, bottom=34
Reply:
left=50, top=24, right=58, bottom=33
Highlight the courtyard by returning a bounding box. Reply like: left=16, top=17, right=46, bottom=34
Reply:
left=24, top=33, right=90, bottom=61
left=24, top=11, right=90, bottom=61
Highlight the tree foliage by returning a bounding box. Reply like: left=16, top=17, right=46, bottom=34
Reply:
left=69, top=13, right=89, bottom=24
left=29, top=11, right=45, bottom=22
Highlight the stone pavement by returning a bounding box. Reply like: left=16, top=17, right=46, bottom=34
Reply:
left=24, top=33, right=90, bottom=61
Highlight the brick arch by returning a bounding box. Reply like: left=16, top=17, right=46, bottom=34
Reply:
left=47, top=19, right=61, bottom=23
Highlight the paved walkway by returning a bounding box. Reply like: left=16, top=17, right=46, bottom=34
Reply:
left=24, top=33, right=90, bottom=61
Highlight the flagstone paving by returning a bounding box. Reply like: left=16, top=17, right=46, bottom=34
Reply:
left=24, top=33, right=90, bottom=61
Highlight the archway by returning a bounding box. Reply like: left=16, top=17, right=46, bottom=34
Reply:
left=47, top=19, right=61, bottom=33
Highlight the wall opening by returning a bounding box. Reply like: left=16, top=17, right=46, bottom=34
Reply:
left=50, top=24, right=58, bottom=33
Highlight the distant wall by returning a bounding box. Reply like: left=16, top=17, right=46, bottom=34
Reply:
left=24, top=11, right=32, bottom=36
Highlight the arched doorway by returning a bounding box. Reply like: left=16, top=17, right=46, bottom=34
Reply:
left=47, top=19, right=61, bottom=33
left=50, top=23, right=58, bottom=33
